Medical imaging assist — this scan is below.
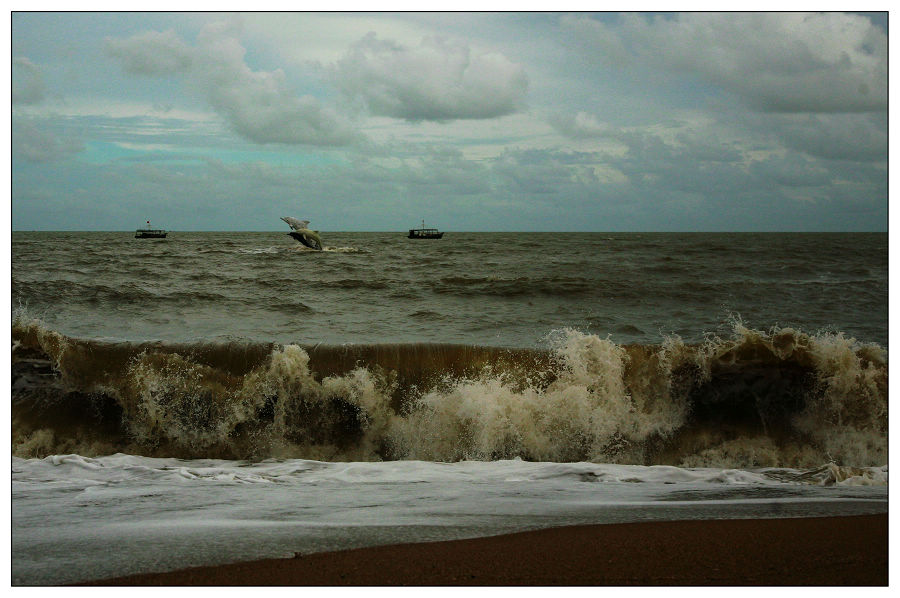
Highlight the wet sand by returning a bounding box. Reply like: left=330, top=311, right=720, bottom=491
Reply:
left=84, top=514, right=887, bottom=586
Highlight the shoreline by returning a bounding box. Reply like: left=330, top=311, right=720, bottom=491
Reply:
left=81, top=514, right=888, bottom=586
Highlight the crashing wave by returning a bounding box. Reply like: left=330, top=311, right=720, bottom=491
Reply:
left=11, top=316, right=887, bottom=468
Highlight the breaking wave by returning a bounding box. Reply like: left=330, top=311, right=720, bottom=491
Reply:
left=11, top=316, right=887, bottom=469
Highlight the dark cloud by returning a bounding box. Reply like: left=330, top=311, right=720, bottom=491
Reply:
left=104, top=29, right=193, bottom=76
left=546, top=111, right=611, bottom=139
left=747, top=154, right=831, bottom=189
left=563, top=12, right=887, bottom=114
left=761, top=113, right=887, bottom=161
left=11, top=13, right=887, bottom=232
left=12, top=120, right=84, bottom=162
left=334, top=33, right=528, bottom=121
left=12, top=57, right=45, bottom=104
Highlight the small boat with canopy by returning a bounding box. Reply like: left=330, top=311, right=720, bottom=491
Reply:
left=408, top=220, right=444, bottom=239
left=135, top=220, right=167, bottom=239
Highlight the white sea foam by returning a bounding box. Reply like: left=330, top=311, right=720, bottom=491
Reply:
left=13, top=454, right=887, bottom=488
left=11, top=453, right=888, bottom=585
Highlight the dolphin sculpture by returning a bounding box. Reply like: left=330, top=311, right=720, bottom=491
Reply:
left=281, top=216, right=323, bottom=250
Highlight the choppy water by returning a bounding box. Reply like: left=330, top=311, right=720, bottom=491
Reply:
left=11, top=231, right=888, bottom=346
left=10, top=230, right=888, bottom=584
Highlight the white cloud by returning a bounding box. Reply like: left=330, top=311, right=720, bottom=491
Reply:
left=113, top=141, right=179, bottom=152
left=360, top=111, right=559, bottom=161
left=334, top=33, right=528, bottom=121
left=563, top=12, right=887, bottom=114
left=105, top=21, right=359, bottom=146
left=242, top=13, right=430, bottom=65
left=12, top=57, right=46, bottom=105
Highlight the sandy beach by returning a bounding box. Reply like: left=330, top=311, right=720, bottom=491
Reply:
left=82, top=514, right=887, bottom=586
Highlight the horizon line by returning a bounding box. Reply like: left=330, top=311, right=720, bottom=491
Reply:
left=9, top=229, right=888, bottom=234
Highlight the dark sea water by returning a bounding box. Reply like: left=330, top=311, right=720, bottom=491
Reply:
left=11, top=231, right=888, bottom=584
left=11, top=231, right=888, bottom=464
left=11, top=231, right=889, bottom=347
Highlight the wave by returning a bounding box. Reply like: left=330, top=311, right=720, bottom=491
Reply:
left=192, top=245, right=363, bottom=255
left=431, top=275, right=600, bottom=297
left=12, top=280, right=236, bottom=308
left=11, top=317, right=887, bottom=468
left=13, top=454, right=887, bottom=488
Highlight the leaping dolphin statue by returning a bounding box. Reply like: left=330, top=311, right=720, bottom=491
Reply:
left=281, top=216, right=323, bottom=250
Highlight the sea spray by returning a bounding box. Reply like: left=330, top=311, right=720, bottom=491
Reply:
left=392, top=330, right=686, bottom=462
left=11, top=317, right=888, bottom=467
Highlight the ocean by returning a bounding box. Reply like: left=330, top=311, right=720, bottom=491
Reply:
left=10, top=231, right=888, bottom=585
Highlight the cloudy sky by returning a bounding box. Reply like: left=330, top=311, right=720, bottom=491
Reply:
left=10, top=11, right=888, bottom=231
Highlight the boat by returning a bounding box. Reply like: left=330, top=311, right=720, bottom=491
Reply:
left=135, top=220, right=167, bottom=238
left=408, top=220, right=444, bottom=239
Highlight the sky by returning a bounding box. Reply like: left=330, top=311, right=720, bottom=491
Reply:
left=9, top=10, right=890, bottom=231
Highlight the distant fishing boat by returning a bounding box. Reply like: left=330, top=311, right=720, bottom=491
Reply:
left=408, top=220, right=444, bottom=239
left=135, top=220, right=167, bottom=239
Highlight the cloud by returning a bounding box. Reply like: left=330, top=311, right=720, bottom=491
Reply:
left=759, top=113, right=887, bottom=161
left=104, top=29, right=193, bottom=76
left=334, top=33, right=528, bottom=121
left=563, top=12, right=886, bottom=114
left=105, top=21, right=359, bottom=146
left=12, top=12, right=887, bottom=232
left=12, top=57, right=46, bottom=104
left=747, top=153, right=830, bottom=189
left=12, top=120, right=84, bottom=162
left=546, top=111, right=612, bottom=139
